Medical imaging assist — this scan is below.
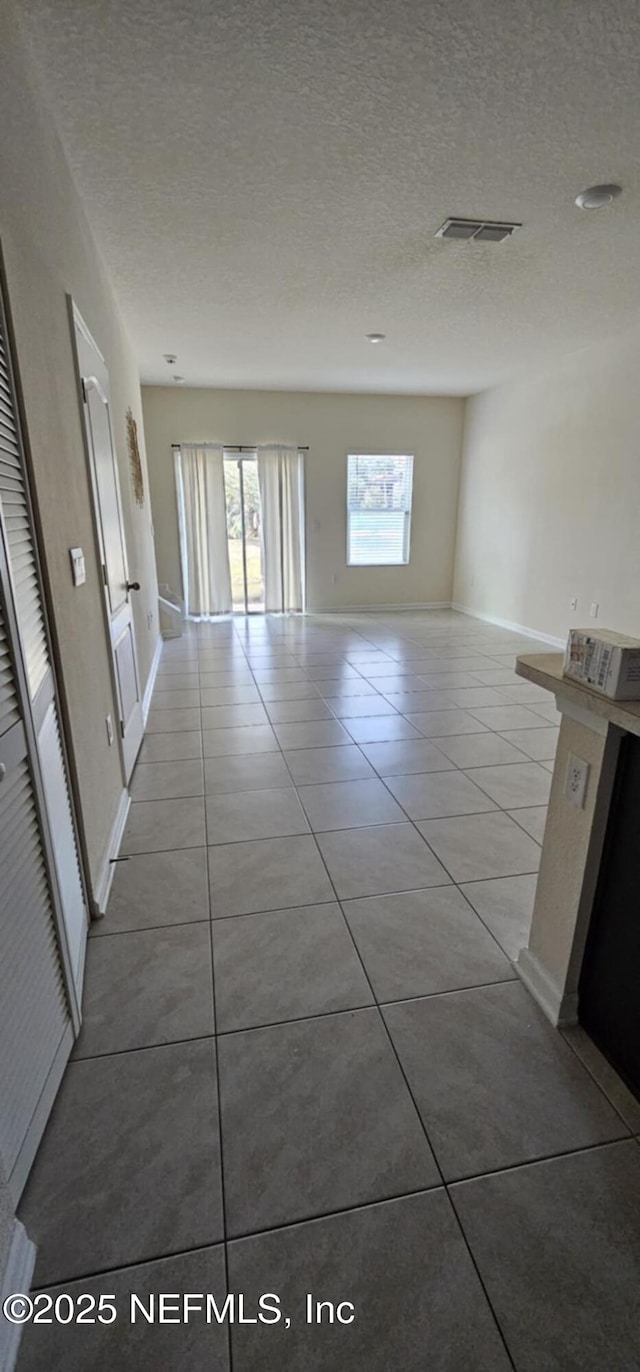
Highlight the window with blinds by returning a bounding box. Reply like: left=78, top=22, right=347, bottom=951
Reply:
left=346, top=454, right=414, bottom=566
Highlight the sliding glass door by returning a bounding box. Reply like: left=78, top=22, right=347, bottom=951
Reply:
left=223, top=454, right=264, bottom=614
left=175, top=443, right=304, bottom=617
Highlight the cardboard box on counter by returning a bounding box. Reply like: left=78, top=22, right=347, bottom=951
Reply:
left=564, top=628, right=640, bottom=700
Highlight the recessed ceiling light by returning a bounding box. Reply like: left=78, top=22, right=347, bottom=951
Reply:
left=575, top=184, right=622, bottom=210
left=173, top=375, right=185, bottom=384
left=366, top=332, right=386, bottom=343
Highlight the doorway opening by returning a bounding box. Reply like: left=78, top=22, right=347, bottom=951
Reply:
left=223, top=452, right=264, bottom=614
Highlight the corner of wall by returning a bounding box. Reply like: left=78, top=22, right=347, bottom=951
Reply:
left=451, top=391, right=475, bottom=610
left=0, top=1150, right=35, bottom=1372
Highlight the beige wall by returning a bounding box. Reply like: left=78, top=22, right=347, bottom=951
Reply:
left=0, top=3, right=159, bottom=886
left=453, top=325, right=640, bottom=642
left=142, top=386, right=464, bottom=610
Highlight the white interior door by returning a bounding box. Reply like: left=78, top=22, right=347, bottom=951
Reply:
left=72, top=307, right=143, bottom=780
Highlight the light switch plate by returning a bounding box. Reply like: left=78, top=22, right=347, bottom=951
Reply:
left=69, top=546, right=86, bottom=587
left=564, top=753, right=590, bottom=809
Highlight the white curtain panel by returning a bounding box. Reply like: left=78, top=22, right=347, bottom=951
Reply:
left=176, top=444, right=232, bottom=616
left=257, top=448, right=305, bottom=612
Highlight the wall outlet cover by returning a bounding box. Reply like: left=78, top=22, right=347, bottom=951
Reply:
left=565, top=753, right=590, bottom=809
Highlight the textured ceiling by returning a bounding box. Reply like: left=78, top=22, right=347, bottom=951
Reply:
left=18, top=0, right=640, bottom=392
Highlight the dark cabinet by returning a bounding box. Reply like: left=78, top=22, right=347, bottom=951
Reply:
left=579, top=733, right=640, bottom=1100
left=579, top=735, right=640, bottom=1097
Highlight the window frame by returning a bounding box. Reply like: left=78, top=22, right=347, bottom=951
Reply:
left=345, top=452, right=415, bottom=568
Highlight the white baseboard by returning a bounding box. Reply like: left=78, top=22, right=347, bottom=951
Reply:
left=91, top=787, right=131, bottom=917
left=92, top=634, right=158, bottom=917
left=517, top=947, right=578, bottom=1026
left=142, top=634, right=162, bottom=724
left=451, top=602, right=565, bottom=648
left=8, top=1023, right=74, bottom=1203
left=0, top=1221, right=36, bottom=1372
left=309, top=601, right=453, bottom=614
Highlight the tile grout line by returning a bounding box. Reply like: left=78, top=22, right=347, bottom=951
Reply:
left=217, top=979, right=522, bottom=1042
left=198, top=620, right=257, bottom=1372
left=201, top=681, right=233, bottom=1372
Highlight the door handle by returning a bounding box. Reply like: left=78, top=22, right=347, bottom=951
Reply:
left=126, top=581, right=141, bottom=592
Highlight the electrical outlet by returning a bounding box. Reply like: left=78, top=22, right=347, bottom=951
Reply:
left=106, top=714, right=114, bottom=747
left=564, top=753, right=590, bottom=809
left=569, top=596, right=578, bottom=611
left=590, top=602, right=599, bottom=618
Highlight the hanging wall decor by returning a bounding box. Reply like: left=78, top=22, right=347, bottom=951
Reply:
left=126, top=407, right=145, bottom=506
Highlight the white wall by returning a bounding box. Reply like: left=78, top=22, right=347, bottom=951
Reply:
left=142, top=386, right=464, bottom=611
left=0, top=1, right=159, bottom=886
left=453, top=325, right=640, bottom=642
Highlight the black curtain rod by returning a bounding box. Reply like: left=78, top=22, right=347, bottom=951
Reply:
left=171, top=443, right=309, bottom=452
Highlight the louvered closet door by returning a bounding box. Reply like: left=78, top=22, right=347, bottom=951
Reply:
left=0, top=337, right=48, bottom=700
left=0, top=592, right=70, bottom=1196
left=0, top=319, right=87, bottom=988
left=0, top=276, right=86, bottom=1199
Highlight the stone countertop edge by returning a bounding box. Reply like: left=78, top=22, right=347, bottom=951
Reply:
left=515, top=652, right=640, bottom=741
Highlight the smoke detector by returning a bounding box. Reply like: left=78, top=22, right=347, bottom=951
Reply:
left=163, top=353, right=177, bottom=365
left=434, top=218, right=521, bottom=242
left=575, top=184, right=622, bottom=210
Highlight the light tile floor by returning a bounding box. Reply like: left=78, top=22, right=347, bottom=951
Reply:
left=17, top=610, right=640, bottom=1370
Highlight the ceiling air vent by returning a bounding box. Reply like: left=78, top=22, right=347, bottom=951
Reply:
left=435, top=218, right=521, bottom=242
